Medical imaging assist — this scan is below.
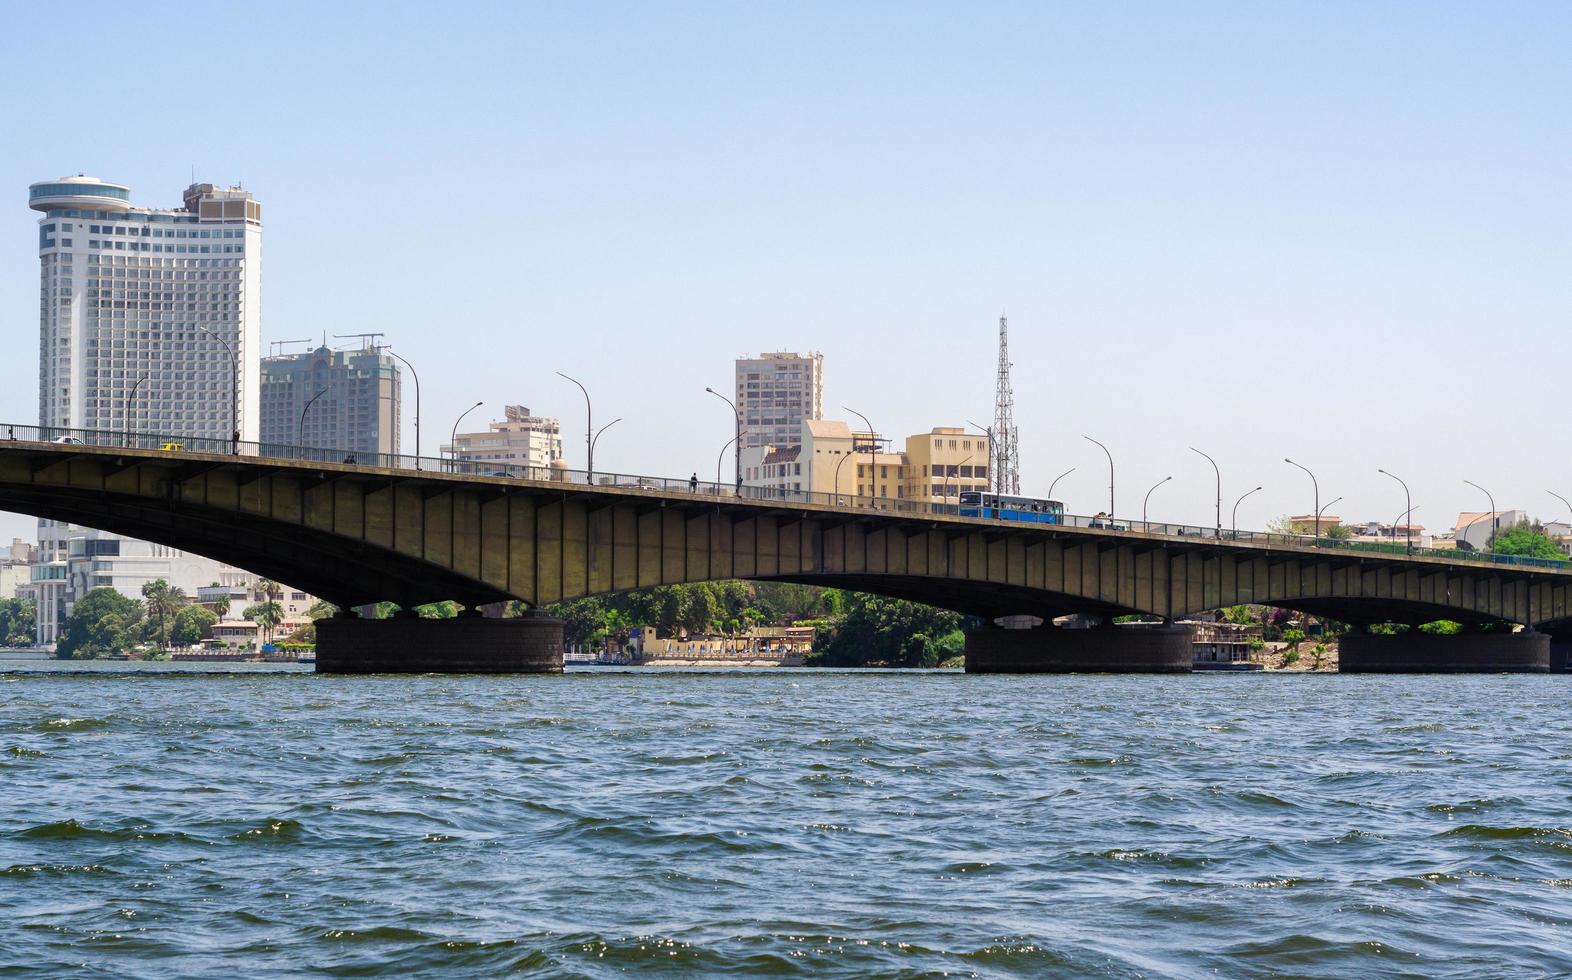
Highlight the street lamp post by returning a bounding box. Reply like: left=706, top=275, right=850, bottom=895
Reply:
left=1048, top=467, right=1075, bottom=501
left=834, top=450, right=853, bottom=502
left=704, top=387, right=742, bottom=491
left=1378, top=469, right=1413, bottom=554
left=966, top=420, right=996, bottom=494
left=199, top=325, right=240, bottom=454
left=386, top=349, right=421, bottom=468
left=592, top=418, right=621, bottom=474
left=1549, top=490, right=1572, bottom=527
left=1284, top=458, right=1320, bottom=542
left=123, top=373, right=149, bottom=449
left=715, top=433, right=742, bottom=494
left=299, top=387, right=329, bottom=458
left=1463, top=479, right=1498, bottom=551
left=1142, top=475, right=1172, bottom=530
left=944, top=456, right=973, bottom=502
left=1318, top=496, right=1343, bottom=526
left=557, top=372, right=594, bottom=484
left=1190, top=446, right=1221, bottom=538
left=1232, top=486, right=1263, bottom=535
left=1083, top=435, right=1114, bottom=518
left=846, top=407, right=877, bottom=505
left=449, top=401, right=484, bottom=473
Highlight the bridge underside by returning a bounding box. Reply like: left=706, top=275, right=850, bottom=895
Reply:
left=1, top=445, right=1568, bottom=635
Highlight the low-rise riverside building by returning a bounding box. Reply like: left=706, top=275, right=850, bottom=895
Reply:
left=443, top=405, right=563, bottom=474
left=741, top=420, right=993, bottom=504
left=612, top=625, right=813, bottom=666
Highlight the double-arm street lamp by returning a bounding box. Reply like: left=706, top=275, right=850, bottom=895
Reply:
left=1232, top=486, right=1263, bottom=535
left=1284, top=458, right=1320, bottom=542
left=199, top=325, right=240, bottom=454
left=449, top=401, right=484, bottom=472
left=1377, top=468, right=1414, bottom=554
left=704, top=386, right=742, bottom=491
left=1142, top=475, right=1172, bottom=529
left=1083, top=435, right=1114, bottom=517
left=1190, top=446, right=1221, bottom=538
left=386, top=349, right=421, bottom=468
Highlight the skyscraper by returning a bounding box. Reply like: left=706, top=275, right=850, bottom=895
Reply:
left=28, top=175, right=263, bottom=642
left=260, top=343, right=402, bottom=456
left=735, top=351, right=823, bottom=451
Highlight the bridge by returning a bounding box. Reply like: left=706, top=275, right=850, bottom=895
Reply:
left=2, top=426, right=1568, bottom=673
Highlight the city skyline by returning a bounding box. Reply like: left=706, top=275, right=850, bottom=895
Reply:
left=2, top=3, right=1570, bottom=546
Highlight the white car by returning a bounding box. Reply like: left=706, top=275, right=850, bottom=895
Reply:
left=52, top=436, right=84, bottom=445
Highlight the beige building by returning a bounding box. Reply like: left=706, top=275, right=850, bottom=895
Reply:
left=742, top=420, right=992, bottom=504
left=444, top=405, right=563, bottom=473
left=903, top=427, right=991, bottom=505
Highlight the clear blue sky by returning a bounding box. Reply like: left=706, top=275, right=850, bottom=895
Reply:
left=2, top=1, right=1569, bottom=547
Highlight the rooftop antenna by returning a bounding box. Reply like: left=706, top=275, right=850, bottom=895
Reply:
left=269, top=339, right=312, bottom=357
left=334, top=332, right=387, bottom=351
left=991, top=312, right=1021, bottom=495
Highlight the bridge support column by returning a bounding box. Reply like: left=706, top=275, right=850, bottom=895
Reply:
left=964, top=623, right=1193, bottom=673
left=315, top=612, right=564, bottom=674
left=1339, top=630, right=1549, bottom=673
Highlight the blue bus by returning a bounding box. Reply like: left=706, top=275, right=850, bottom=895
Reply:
left=959, top=491, right=1064, bottom=524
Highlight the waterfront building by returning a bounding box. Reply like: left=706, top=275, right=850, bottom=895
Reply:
left=260, top=343, right=401, bottom=456
left=735, top=351, right=823, bottom=451
left=1286, top=514, right=1345, bottom=535
left=1452, top=510, right=1527, bottom=551
left=443, top=406, right=562, bottom=473
left=902, top=427, right=991, bottom=504
left=741, top=420, right=992, bottom=503
left=28, top=175, right=264, bottom=643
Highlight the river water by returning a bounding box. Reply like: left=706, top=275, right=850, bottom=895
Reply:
left=2, top=662, right=1570, bottom=977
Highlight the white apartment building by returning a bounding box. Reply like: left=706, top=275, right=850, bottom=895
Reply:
left=735, top=351, right=823, bottom=451
left=29, top=175, right=264, bottom=644
left=444, top=405, right=563, bottom=473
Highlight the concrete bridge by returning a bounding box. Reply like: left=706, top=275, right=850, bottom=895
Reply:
left=2, top=433, right=1568, bottom=673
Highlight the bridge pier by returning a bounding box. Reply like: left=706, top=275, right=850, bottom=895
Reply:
left=315, top=612, right=564, bottom=674
left=1339, top=630, right=1549, bottom=673
left=964, top=622, right=1193, bottom=673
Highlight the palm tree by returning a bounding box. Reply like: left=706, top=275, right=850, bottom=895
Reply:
left=211, top=594, right=231, bottom=620
left=141, top=579, right=186, bottom=651
left=244, top=600, right=285, bottom=647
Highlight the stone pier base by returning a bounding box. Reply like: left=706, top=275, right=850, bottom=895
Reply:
left=315, top=613, right=565, bottom=674
left=1553, top=641, right=1572, bottom=674
left=964, top=623, right=1194, bottom=673
left=1339, top=630, right=1549, bottom=673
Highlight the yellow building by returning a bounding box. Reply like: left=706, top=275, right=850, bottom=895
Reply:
left=902, top=426, right=991, bottom=505
left=742, top=421, right=994, bottom=505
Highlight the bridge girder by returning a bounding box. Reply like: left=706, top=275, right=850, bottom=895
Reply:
left=0, top=442, right=1568, bottom=626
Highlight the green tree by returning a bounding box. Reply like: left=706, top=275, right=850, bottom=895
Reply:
left=414, top=600, right=461, bottom=618
left=1324, top=524, right=1354, bottom=541
left=1419, top=619, right=1463, bottom=635
left=307, top=600, right=339, bottom=620
left=141, top=579, right=187, bottom=651
left=1490, top=522, right=1566, bottom=561
left=211, top=594, right=231, bottom=620
left=170, top=604, right=218, bottom=646
left=57, top=588, right=143, bottom=659
left=243, top=601, right=285, bottom=646
left=0, top=597, right=37, bottom=647
left=813, top=592, right=973, bottom=667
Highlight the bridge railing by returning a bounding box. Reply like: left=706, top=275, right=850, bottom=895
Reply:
left=4, top=422, right=1568, bottom=573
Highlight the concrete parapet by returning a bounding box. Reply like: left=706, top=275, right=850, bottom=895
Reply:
left=316, top=613, right=564, bottom=674
left=1339, top=630, right=1549, bottom=673
left=964, top=623, right=1194, bottom=674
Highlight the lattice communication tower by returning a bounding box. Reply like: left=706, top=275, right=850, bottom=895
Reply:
left=992, top=314, right=1021, bottom=495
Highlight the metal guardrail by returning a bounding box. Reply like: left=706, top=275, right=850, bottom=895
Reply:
left=4, top=422, right=1568, bottom=574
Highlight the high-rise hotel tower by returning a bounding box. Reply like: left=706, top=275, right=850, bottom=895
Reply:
left=27, top=175, right=262, bottom=639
